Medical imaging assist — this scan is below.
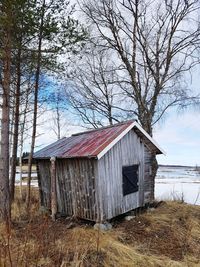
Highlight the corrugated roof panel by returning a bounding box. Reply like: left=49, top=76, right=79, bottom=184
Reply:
left=33, top=120, right=164, bottom=159
left=33, top=121, right=133, bottom=159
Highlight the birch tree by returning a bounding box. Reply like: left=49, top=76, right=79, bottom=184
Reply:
left=80, top=0, right=200, bottom=177
left=81, top=0, right=200, bottom=133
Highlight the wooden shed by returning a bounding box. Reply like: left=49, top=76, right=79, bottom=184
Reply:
left=34, top=120, right=164, bottom=222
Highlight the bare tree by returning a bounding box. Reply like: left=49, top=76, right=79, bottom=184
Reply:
left=18, top=77, right=33, bottom=199
left=45, top=87, right=69, bottom=140
left=80, top=0, right=200, bottom=178
left=53, top=102, right=62, bottom=140
left=80, top=0, right=200, bottom=133
left=68, top=47, right=134, bottom=128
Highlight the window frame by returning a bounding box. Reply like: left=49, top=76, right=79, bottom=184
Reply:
left=122, top=164, right=139, bottom=196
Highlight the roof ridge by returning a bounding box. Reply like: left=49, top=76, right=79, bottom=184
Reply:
left=72, top=120, right=135, bottom=137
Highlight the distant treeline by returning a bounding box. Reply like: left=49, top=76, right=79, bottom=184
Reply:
left=159, top=164, right=196, bottom=169
left=10, top=152, right=30, bottom=166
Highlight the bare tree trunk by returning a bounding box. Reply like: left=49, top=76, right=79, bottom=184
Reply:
left=26, top=0, right=45, bottom=207
left=151, top=154, right=158, bottom=200
left=140, top=114, right=158, bottom=200
left=19, top=83, right=30, bottom=199
left=10, top=49, right=21, bottom=202
left=9, top=98, right=15, bottom=159
left=0, top=25, right=11, bottom=222
left=19, top=154, right=23, bottom=198
left=56, top=104, right=61, bottom=140
left=108, top=105, right=113, bottom=125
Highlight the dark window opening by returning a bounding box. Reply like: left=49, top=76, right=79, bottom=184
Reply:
left=122, top=165, right=139, bottom=196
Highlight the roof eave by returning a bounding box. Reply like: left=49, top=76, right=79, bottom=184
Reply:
left=97, top=121, right=165, bottom=160
left=133, top=121, right=166, bottom=155
left=33, top=155, right=98, bottom=160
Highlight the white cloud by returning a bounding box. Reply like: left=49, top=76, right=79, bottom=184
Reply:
left=154, top=110, right=200, bottom=166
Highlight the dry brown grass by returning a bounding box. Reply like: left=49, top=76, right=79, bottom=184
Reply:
left=116, top=201, right=200, bottom=265
left=0, top=188, right=200, bottom=267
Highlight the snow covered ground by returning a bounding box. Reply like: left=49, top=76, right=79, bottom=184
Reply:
left=15, top=172, right=38, bottom=187
left=15, top=165, right=200, bottom=205
left=155, top=166, right=200, bottom=205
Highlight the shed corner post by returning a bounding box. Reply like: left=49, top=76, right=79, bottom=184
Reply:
left=50, top=156, right=57, bottom=221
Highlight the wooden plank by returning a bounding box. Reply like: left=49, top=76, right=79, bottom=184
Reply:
left=97, top=129, right=145, bottom=220
left=50, top=157, right=57, bottom=221
left=36, top=161, right=44, bottom=206
left=38, top=160, right=51, bottom=209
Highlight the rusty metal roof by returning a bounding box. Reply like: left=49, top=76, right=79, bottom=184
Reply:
left=33, top=120, right=164, bottom=159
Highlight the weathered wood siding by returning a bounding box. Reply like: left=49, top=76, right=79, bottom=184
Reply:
left=143, top=147, right=154, bottom=203
left=37, top=160, right=51, bottom=209
left=38, top=158, right=97, bottom=221
left=96, top=129, right=153, bottom=221
left=56, top=158, right=97, bottom=220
